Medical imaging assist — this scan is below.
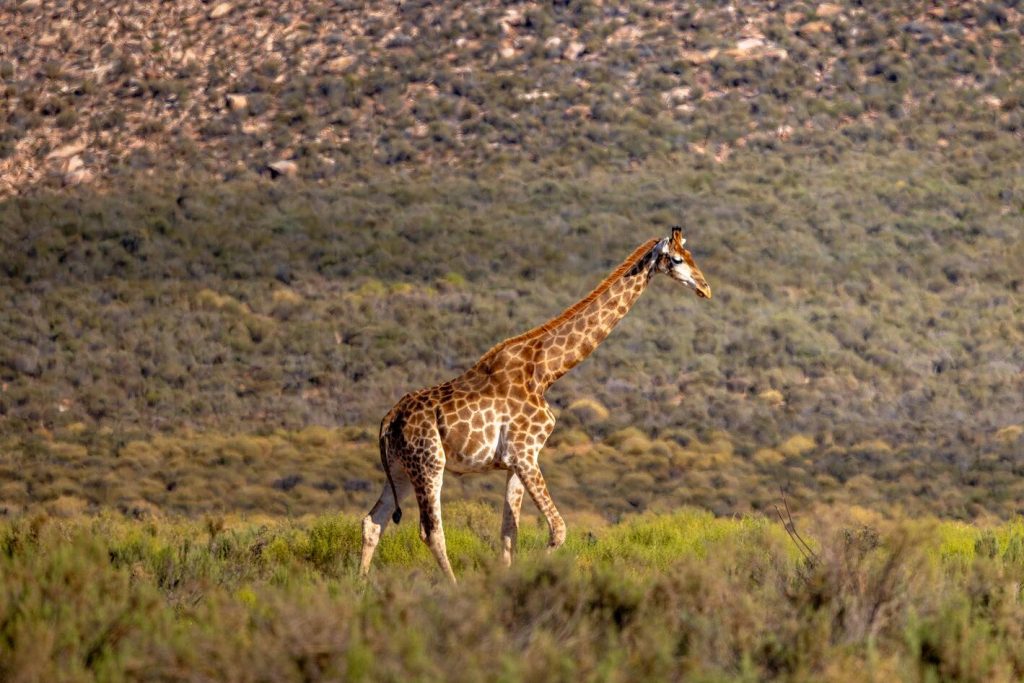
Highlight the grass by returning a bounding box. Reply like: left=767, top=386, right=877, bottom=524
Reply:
left=4, top=505, right=1024, bottom=681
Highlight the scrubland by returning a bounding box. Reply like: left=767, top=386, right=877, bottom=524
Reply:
left=5, top=506, right=1024, bottom=681
left=1, top=0, right=1023, bottom=680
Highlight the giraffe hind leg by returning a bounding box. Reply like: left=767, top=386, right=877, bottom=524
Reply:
left=414, top=464, right=457, bottom=584
left=360, top=463, right=411, bottom=577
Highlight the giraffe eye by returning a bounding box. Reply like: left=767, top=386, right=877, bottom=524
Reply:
left=671, top=256, right=683, bottom=264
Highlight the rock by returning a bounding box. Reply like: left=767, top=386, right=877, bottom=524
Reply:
left=47, top=140, right=86, bottom=160
left=816, top=3, right=843, bottom=18
left=38, top=33, right=60, bottom=47
left=498, top=41, right=516, bottom=59
left=680, top=48, right=719, bottom=65
left=800, top=20, right=832, bottom=35
left=20, top=0, right=41, bottom=9
left=563, top=40, right=585, bottom=60
left=267, top=160, right=298, bottom=178
left=784, top=11, right=804, bottom=27
left=322, top=55, right=355, bottom=74
left=608, top=25, right=642, bottom=45
left=500, top=8, right=523, bottom=30
left=64, top=168, right=95, bottom=186
left=208, top=2, right=232, bottom=20
left=564, top=104, right=591, bottom=119
left=225, top=93, right=248, bottom=111
left=66, top=155, right=83, bottom=173
left=726, top=40, right=788, bottom=61
left=406, top=122, right=429, bottom=139
left=660, top=86, right=692, bottom=106
left=735, top=37, right=765, bottom=52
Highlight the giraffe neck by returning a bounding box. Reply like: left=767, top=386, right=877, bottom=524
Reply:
left=530, top=240, right=660, bottom=391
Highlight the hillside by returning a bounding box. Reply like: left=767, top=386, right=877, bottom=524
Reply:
left=2, top=0, right=1021, bottom=193
left=0, top=1, right=1022, bottom=521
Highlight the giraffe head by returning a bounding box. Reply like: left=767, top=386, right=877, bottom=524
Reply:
left=657, top=227, right=711, bottom=299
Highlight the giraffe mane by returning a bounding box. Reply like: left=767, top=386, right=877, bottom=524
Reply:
left=481, top=237, right=661, bottom=358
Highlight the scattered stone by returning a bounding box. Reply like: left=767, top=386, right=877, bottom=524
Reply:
left=64, top=168, right=95, bottom=186
left=563, top=40, right=585, bottom=60
left=322, top=55, right=355, bottom=74
left=66, top=155, right=83, bottom=173
left=267, top=159, right=298, bottom=178
left=784, top=11, right=804, bottom=27
left=799, top=20, right=833, bottom=35
left=816, top=3, right=843, bottom=18
left=46, top=140, right=86, bottom=160
left=37, top=33, right=59, bottom=47
left=208, top=2, right=232, bottom=20
left=660, top=86, right=692, bottom=106
left=406, top=122, right=429, bottom=138
left=564, top=104, right=591, bottom=119
left=724, top=37, right=788, bottom=61
left=498, top=41, right=516, bottom=59
left=225, top=93, right=248, bottom=111
left=608, top=24, right=642, bottom=45
left=20, top=0, right=41, bottom=9
left=680, top=48, right=719, bottom=65
left=500, top=8, right=524, bottom=31
left=519, top=90, right=551, bottom=101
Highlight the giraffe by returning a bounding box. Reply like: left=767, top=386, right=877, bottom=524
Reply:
left=359, top=227, right=711, bottom=582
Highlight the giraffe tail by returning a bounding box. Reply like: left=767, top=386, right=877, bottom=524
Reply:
left=379, top=412, right=403, bottom=524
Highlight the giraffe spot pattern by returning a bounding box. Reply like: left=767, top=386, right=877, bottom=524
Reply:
left=360, top=235, right=710, bottom=580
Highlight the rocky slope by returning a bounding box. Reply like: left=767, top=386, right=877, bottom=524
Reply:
left=1, top=0, right=1021, bottom=195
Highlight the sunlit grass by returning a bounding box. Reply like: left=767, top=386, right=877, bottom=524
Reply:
left=5, top=507, right=1024, bottom=679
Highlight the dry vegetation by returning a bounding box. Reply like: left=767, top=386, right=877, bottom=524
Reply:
left=1, top=1, right=1023, bottom=679
left=5, top=507, right=1024, bottom=681
left=1, top=152, right=1021, bottom=520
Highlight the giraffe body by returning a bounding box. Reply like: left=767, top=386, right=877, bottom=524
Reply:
left=359, top=228, right=711, bottom=582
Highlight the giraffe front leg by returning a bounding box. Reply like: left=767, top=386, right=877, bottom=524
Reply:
left=514, top=460, right=566, bottom=551
left=501, top=471, right=525, bottom=566
left=415, top=469, right=457, bottom=584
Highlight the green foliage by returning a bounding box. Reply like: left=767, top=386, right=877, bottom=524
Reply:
left=4, top=509, right=1024, bottom=680
left=0, top=147, right=1021, bottom=518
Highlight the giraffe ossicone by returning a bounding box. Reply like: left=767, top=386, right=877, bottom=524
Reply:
left=359, top=227, right=712, bottom=582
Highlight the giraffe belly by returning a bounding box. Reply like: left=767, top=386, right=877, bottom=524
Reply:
left=442, top=422, right=509, bottom=474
